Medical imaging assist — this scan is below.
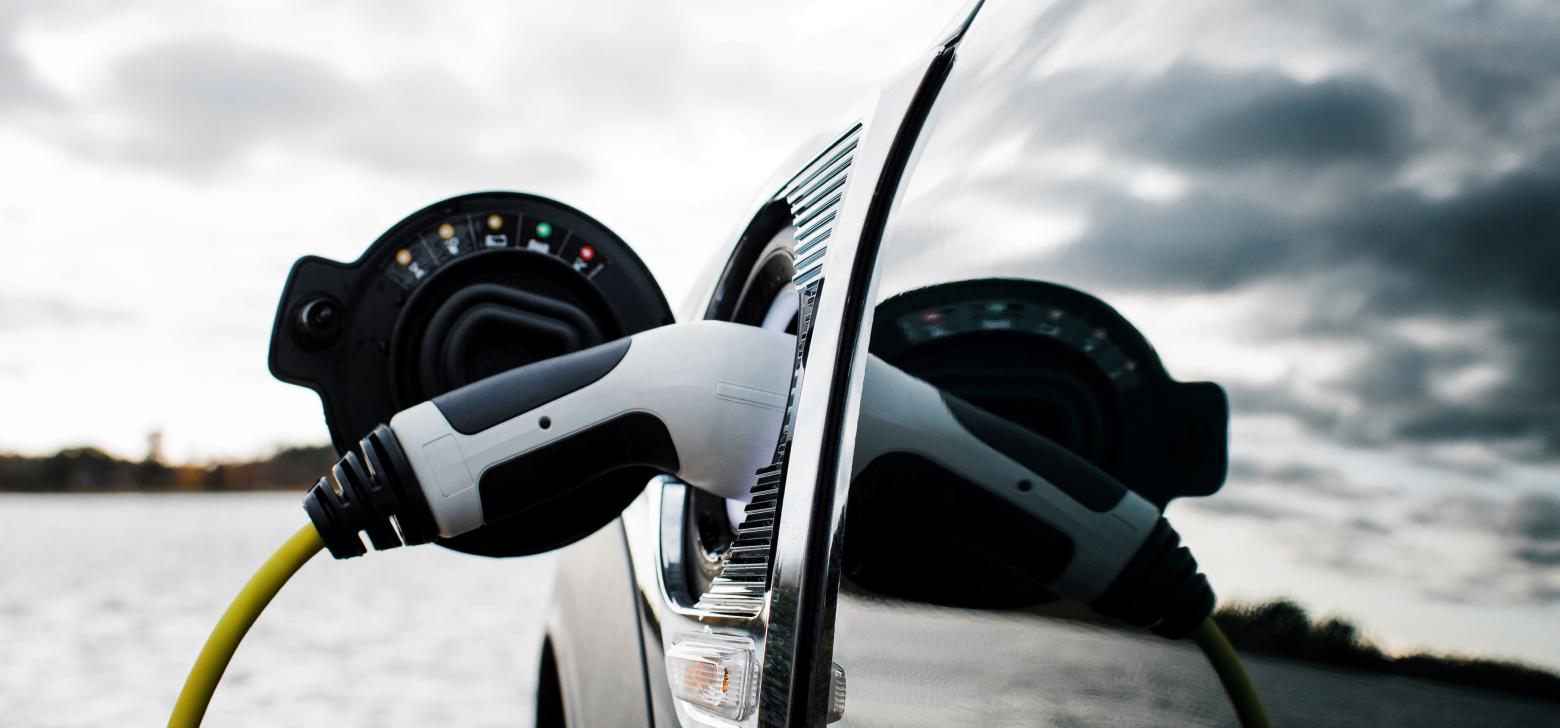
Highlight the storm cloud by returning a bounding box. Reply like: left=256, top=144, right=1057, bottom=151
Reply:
left=1048, top=135, right=1560, bottom=453
left=110, top=42, right=351, bottom=172
left=0, top=41, right=48, bottom=109
left=953, top=2, right=1560, bottom=457
left=83, top=40, right=597, bottom=181
left=1110, top=68, right=1413, bottom=171
left=0, top=296, right=136, bottom=331
left=1512, top=493, right=1560, bottom=542
left=1419, top=1, right=1560, bottom=131
left=0, top=2, right=884, bottom=184
left=0, top=3, right=52, bottom=109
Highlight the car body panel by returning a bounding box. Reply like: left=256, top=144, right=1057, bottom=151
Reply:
left=823, top=0, right=1560, bottom=725
left=547, top=519, right=654, bottom=728
left=555, top=0, right=1560, bottom=724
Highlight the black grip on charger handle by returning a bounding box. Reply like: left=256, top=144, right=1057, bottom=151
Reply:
left=854, top=356, right=1215, bottom=637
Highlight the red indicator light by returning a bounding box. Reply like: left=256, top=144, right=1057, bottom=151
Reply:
left=580, top=246, right=596, bottom=261
left=919, top=310, right=943, bottom=324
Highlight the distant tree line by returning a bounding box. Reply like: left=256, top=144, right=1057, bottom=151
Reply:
left=1214, top=598, right=1560, bottom=704
left=0, top=445, right=337, bottom=492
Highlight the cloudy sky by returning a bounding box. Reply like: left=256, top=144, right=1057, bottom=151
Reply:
left=0, top=0, right=966, bottom=463
left=5, top=0, right=1559, bottom=673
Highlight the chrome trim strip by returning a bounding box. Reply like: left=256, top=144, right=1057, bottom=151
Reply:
left=620, top=3, right=982, bottom=722
left=791, top=163, right=852, bottom=219
left=793, top=227, right=832, bottom=259
left=760, top=42, right=962, bottom=728
left=788, top=125, right=864, bottom=287
left=795, top=208, right=839, bottom=245
left=778, top=131, right=861, bottom=199
left=688, top=118, right=866, bottom=620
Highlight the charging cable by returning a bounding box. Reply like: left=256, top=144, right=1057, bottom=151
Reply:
left=167, top=524, right=324, bottom=728
left=1195, top=618, right=1273, bottom=728
left=165, top=527, right=1270, bottom=728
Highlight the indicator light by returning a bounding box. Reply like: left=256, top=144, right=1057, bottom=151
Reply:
left=396, top=249, right=412, bottom=265
left=665, top=633, right=754, bottom=721
left=487, top=214, right=502, bottom=230
left=985, top=301, right=1006, bottom=315
left=919, top=310, right=943, bottom=324
left=579, top=245, right=595, bottom=261
left=536, top=221, right=553, bottom=238
left=439, top=223, right=455, bottom=239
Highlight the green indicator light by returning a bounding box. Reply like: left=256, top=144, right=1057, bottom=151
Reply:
left=536, top=221, right=553, bottom=238
left=985, top=301, right=1006, bottom=315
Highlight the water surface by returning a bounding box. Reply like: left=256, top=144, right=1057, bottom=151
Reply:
left=0, top=493, right=559, bottom=728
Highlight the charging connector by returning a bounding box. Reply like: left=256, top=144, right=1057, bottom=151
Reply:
left=303, top=424, right=437, bottom=559
left=305, top=321, right=794, bottom=559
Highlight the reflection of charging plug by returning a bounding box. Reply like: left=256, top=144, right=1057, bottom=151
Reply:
left=303, top=321, right=794, bottom=559
left=853, top=356, right=1215, bottom=638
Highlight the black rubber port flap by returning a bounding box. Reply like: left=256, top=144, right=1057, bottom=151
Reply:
left=432, top=338, right=631, bottom=435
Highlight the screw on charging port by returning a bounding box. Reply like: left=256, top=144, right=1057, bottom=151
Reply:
left=294, top=297, right=345, bottom=347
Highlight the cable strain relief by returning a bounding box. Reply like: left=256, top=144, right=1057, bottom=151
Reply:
left=1089, top=517, right=1216, bottom=640
left=303, top=479, right=368, bottom=559
left=1152, top=572, right=1216, bottom=638
left=336, top=450, right=400, bottom=551
left=366, top=424, right=437, bottom=546
left=302, top=423, right=436, bottom=559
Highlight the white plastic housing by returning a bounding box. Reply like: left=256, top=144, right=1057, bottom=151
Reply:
left=389, top=321, right=794, bottom=538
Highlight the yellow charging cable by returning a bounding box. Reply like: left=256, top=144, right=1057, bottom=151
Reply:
left=166, top=523, right=1269, bottom=728
left=1193, top=617, right=1272, bottom=728
left=168, top=523, right=325, bottom=728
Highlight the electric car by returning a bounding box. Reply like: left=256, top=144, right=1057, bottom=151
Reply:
left=269, top=0, right=1560, bottom=725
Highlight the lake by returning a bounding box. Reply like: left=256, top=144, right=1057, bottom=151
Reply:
left=7, top=492, right=1559, bottom=728
left=0, top=492, right=559, bottom=728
